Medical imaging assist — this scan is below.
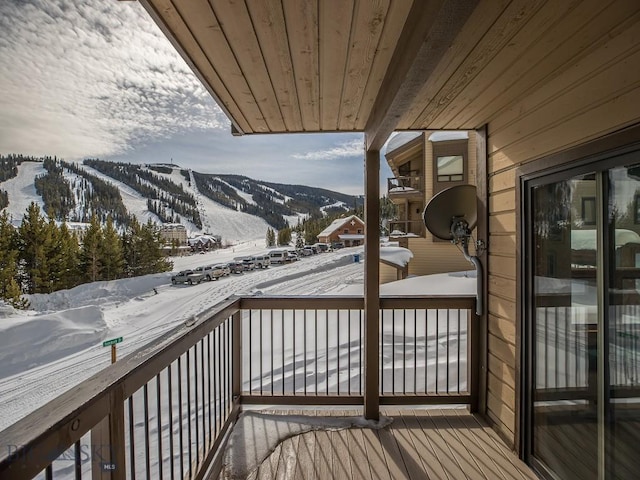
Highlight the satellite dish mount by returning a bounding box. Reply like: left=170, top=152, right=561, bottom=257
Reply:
left=423, top=185, right=485, bottom=315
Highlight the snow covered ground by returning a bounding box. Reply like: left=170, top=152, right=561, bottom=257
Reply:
left=0, top=242, right=476, bottom=433
left=1, top=161, right=47, bottom=224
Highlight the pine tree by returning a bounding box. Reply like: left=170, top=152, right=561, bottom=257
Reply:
left=100, top=216, right=125, bottom=280
left=81, top=214, right=103, bottom=282
left=277, top=227, right=291, bottom=246
left=266, top=227, right=276, bottom=247
left=0, top=211, right=28, bottom=307
left=57, top=223, right=81, bottom=290
left=17, top=202, right=49, bottom=294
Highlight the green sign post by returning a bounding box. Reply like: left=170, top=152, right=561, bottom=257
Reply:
left=103, top=337, right=123, bottom=363
left=102, top=337, right=123, bottom=347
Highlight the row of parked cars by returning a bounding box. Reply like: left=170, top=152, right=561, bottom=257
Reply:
left=170, top=243, right=336, bottom=285
left=170, top=254, right=272, bottom=285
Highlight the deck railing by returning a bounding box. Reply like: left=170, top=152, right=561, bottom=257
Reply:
left=0, top=294, right=477, bottom=480
left=387, top=175, right=423, bottom=194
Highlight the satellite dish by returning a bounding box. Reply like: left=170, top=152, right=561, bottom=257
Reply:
left=423, top=184, right=485, bottom=316
left=423, top=184, right=477, bottom=240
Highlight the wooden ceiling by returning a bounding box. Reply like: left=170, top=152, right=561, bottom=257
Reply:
left=139, top=0, right=640, bottom=147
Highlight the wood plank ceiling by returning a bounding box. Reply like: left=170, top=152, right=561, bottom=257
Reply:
left=138, top=0, right=640, bottom=139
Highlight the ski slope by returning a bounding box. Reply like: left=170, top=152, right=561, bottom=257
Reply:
left=1, top=161, right=47, bottom=224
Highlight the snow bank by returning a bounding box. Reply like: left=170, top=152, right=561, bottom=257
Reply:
left=0, top=306, right=107, bottom=379
left=223, top=411, right=391, bottom=479
left=27, top=273, right=171, bottom=312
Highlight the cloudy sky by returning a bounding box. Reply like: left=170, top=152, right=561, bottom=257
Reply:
left=0, top=0, right=393, bottom=195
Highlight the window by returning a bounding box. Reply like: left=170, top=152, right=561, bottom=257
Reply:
left=432, top=139, right=468, bottom=194
left=343, top=229, right=348, bottom=234
left=436, top=155, right=464, bottom=182
left=581, top=196, right=596, bottom=225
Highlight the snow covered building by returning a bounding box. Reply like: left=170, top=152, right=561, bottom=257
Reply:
left=159, top=223, right=187, bottom=245
left=385, top=130, right=478, bottom=276
left=7, top=3, right=640, bottom=480
left=317, top=214, right=364, bottom=247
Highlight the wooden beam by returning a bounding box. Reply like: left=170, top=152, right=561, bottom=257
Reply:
left=364, top=0, right=479, bottom=150
left=364, top=149, right=380, bottom=420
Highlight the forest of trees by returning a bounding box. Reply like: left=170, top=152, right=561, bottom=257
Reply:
left=34, top=158, right=76, bottom=219
left=85, top=159, right=202, bottom=228
left=0, top=203, right=173, bottom=309
left=60, top=160, right=131, bottom=227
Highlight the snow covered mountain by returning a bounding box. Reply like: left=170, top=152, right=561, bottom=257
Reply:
left=0, top=157, right=363, bottom=243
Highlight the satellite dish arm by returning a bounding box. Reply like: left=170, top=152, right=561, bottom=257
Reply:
left=460, top=235, right=483, bottom=316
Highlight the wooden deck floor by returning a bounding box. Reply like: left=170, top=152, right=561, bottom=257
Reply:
left=218, top=407, right=538, bottom=480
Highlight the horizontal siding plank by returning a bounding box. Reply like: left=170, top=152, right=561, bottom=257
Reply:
left=489, top=189, right=516, bottom=213
left=489, top=168, right=515, bottom=194
left=487, top=391, right=515, bottom=438
left=489, top=314, right=516, bottom=346
left=489, top=212, right=516, bottom=235
left=489, top=353, right=516, bottom=391
left=488, top=294, right=516, bottom=321
left=488, top=255, right=516, bottom=280
left=487, top=391, right=515, bottom=430
left=489, top=235, right=517, bottom=257
left=488, top=332, right=516, bottom=368
left=488, top=371, right=516, bottom=412
left=488, top=275, right=516, bottom=302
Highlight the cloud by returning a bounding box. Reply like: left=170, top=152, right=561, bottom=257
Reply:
left=291, top=138, right=363, bottom=161
left=0, top=0, right=227, bottom=160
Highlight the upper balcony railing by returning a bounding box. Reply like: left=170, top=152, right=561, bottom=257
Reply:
left=388, top=219, right=425, bottom=237
left=0, top=294, right=477, bottom=480
left=387, top=175, right=423, bottom=197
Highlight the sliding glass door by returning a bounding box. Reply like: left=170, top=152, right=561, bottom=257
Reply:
left=525, top=151, right=640, bottom=479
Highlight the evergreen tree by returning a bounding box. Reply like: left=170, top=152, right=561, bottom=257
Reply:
left=266, top=227, right=276, bottom=247
left=295, top=224, right=305, bottom=250
left=277, top=227, right=291, bottom=246
left=17, top=203, right=49, bottom=294
left=124, top=219, right=172, bottom=276
left=0, top=211, right=28, bottom=307
left=57, top=223, right=81, bottom=290
left=43, top=215, right=64, bottom=293
left=81, top=214, right=103, bottom=282
left=100, top=216, right=125, bottom=280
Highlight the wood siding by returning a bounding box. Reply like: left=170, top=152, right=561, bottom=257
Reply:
left=379, top=262, right=399, bottom=284
left=486, top=7, right=640, bottom=448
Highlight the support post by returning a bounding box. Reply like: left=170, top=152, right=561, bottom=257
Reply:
left=364, top=149, right=380, bottom=420
left=91, top=386, right=125, bottom=479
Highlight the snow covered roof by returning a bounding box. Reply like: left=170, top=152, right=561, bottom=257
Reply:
left=380, top=246, right=413, bottom=268
left=428, top=131, right=469, bottom=142
left=385, top=131, right=423, bottom=154
left=318, top=215, right=364, bottom=237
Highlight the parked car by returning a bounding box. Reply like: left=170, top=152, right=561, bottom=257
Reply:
left=332, top=242, right=345, bottom=250
left=171, top=270, right=205, bottom=285
left=314, top=242, right=330, bottom=252
left=304, top=245, right=319, bottom=254
left=235, top=256, right=255, bottom=271
left=269, top=249, right=289, bottom=264
left=253, top=255, right=271, bottom=269
left=226, top=261, right=245, bottom=274
left=214, top=263, right=231, bottom=276
left=300, top=247, right=314, bottom=257
left=194, top=265, right=225, bottom=281
left=286, top=250, right=299, bottom=262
